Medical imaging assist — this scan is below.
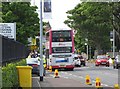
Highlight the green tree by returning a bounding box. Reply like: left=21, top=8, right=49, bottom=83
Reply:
left=0, top=2, right=2, bottom=22
left=65, top=2, right=120, bottom=54
left=2, top=2, right=39, bottom=45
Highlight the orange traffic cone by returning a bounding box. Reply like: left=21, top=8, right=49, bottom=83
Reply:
left=54, top=69, right=59, bottom=78
left=85, top=75, right=92, bottom=85
left=95, top=77, right=102, bottom=88
left=49, top=66, right=52, bottom=72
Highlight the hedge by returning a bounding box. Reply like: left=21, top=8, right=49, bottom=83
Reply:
left=2, top=59, right=26, bottom=88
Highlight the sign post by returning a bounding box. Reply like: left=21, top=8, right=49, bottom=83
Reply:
left=40, top=0, right=44, bottom=81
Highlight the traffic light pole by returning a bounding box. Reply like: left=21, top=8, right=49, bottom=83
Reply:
left=40, top=0, right=44, bottom=81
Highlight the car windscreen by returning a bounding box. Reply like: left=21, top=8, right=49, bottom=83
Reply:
left=52, top=30, right=72, bottom=42
left=52, top=47, right=72, bottom=53
left=97, top=56, right=108, bottom=59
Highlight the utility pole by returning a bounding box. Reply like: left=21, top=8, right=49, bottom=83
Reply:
left=85, top=38, right=89, bottom=60
left=89, top=46, right=91, bottom=60
left=87, top=45, right=89, bottom=60
left=39, top=0, right=44, bottom=81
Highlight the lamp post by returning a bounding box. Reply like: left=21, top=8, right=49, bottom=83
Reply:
left=85, top=43, right=88, bottom=60
left=113, top=15, right=115, bottom=58
left=39, top=0, right=44, bottom=81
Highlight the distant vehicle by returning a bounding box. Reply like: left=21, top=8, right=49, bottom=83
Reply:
left=26, top=57, right=40, bottom=75
left=95, top=55, right=109, bottom=67
left=113, top=55, right=120, bottom=69
left=73, top=54, right=81, bottom=67
left=78, top=55, right=86, bottom=66
left=45, top=29, right=75, bottom=71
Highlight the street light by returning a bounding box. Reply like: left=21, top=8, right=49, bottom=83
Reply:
left=85, top=43, right=88, bottom=60
left=113, top=15, right=115, bottom=58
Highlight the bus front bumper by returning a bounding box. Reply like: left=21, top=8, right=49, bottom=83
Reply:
left=52, top=65, right=74, bottom=69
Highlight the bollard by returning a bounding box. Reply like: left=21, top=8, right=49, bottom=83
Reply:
left=54, top=69, right=59, bottom=78
left=49, top=66, right=52, bottom=72
left=85, top=75, right=92, bottom=85
left=114, top=84, right=120, bottom=89
left=95, top=77, right=102, bottom=89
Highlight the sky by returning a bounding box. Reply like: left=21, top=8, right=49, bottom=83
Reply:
left=31, top=0, right=80, bottom=29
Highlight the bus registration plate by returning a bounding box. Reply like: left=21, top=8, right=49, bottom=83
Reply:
left=60, top=64, right=66, bottom=67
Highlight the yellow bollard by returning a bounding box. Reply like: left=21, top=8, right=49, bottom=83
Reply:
left=54, top=69, right=59, bottom=78
left=114, top=84, right=120, bottom=89
left=85, top=75, right=91, bottom=85
left=95, top=77, right=101, bottom=88
left=49, top=66, right=52, bottom=72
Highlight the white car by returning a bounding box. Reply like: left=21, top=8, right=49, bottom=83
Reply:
left=26, top=57, right=40, bottom=74
left=73, top=54, right=81, bottom=67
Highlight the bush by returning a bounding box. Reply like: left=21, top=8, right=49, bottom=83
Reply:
left=2, top=59, right=26, bottom=88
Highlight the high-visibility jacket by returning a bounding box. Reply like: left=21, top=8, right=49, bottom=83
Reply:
left=43, top=58, right=47, bottom=68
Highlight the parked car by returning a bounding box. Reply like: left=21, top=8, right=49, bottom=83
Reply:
left=113, top=55, right=120, bottom=69
left=26, top=57, right=40, bottom=75
left=95, top=55, right=109, bottom=67
left=73, top=54, right=81, bottom=67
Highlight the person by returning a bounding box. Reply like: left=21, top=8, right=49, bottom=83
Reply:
left=43, top=55, right=47, bottom=76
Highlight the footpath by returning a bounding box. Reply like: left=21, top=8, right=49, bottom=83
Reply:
left=32, top=71, right=96, bottom=89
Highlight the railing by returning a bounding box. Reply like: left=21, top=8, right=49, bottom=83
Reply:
left=0, top=35, right=29, bottom=64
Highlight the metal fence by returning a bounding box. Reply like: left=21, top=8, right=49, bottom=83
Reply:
left=1, top=35, right=29, bottom=64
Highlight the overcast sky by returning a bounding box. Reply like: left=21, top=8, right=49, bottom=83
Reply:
left=31, top=0, right=80, bottom=29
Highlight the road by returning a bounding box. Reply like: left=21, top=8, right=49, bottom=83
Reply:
left=32, top=62, right=118, bottom=88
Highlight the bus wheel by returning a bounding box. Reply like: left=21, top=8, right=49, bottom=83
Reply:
left=68, top=68, right=74, bottom=71
left=70, top=68, right=74, bottom=71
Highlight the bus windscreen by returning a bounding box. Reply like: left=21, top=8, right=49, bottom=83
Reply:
left=52, top=47, right=72, bottom=53
left=52, top=30, right=72, bottom=42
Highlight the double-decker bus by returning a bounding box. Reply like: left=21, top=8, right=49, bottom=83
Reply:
left=45, top=28, right=75, bottom=71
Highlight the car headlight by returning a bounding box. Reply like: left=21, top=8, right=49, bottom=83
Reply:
left=97, top=60, right=101, bottom=62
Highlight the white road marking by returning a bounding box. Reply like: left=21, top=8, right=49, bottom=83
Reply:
left=61, top=72, right=68, bottom=74
left=37, top=80, right=41, bottom=87
left=73, top=75, right=77, bottom=77
left=64, top=77, right=68, bottom=79
left=78, top=76, right=84, bottom=79
left=33, top=77, right=39, bottom=78
left=50, top=74, right=54, bottom=77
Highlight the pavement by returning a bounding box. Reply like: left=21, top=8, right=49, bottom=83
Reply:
left=32, top=76, right=41, bottom=88
left=32, top=71, right=94, bottom=89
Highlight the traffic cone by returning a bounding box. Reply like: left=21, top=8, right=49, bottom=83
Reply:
left=114, top=84, right=120, bottom=89
left=95, top=77, right=102, bottom=89
left=49, top=66, right=52, bottom=72
left=54, top=69, right=59, bottom=78
left=85, top=75, right=92, bottom=85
